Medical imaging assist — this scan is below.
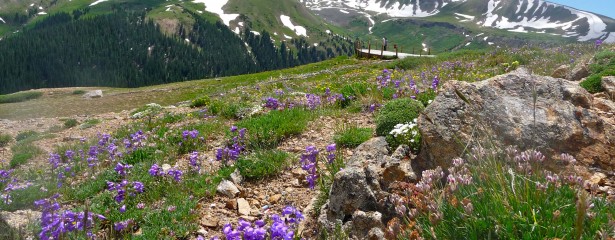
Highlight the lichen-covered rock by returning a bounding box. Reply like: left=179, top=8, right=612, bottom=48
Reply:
left=551, top=64, right=569, bottom=79
left=418, top=68, right=615, bottom=172
left=318, top=138, right=417, bottom=239
left=602, top=76, right=615, bottom=99
left=567, top=64, right=589, bottom=81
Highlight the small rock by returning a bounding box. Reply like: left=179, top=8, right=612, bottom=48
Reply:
left=230, top=169, right=243, bottom=185
left=226, top=199, right=238, bottom=210
left=216, top=180, right=240, bottom=198
left=161, top=164, right=172, bottom=172
left=197, top=228, right=208, bottom=236
left=567, top=64, right=589, bottom=81
left=82, top=90, right=103, bottom=99
left=551, top=65, right=569, bottom=79
left=290, top=179, right=300, bottom=187
left=200, top=216, right=219, bottom=228
left=269, top=194, right=282, bottom=204
left=237, top=198, right=251, bottom=216
left=589, top=172, right=607, bottom=185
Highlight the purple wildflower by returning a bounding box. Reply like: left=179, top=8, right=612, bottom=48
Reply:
left=300, top=146, right=319, bottom=189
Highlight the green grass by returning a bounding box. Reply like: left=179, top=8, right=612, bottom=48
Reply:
left=404, top=147, right=615, bottom=239
left=236, top=149, right=290, bottom=180
left=80, top=118, right=102, bottom=129
left=236, top=108, right=314, bottom=149
left=9, top=132, right=44, bottom=168
left=333, top=125, right=373, bottom=148
left=0, top=91, right=42, bottom=104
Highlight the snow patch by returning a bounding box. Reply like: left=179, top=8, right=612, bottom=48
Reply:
left=465, top=42, right=471, bottom=46
left=0, top=17, right=5, bottom=24
left=454, top=13, right=474, bottom=20
left=90, top=0, right=109, bottom=6
left=280, top=15, right=308, bottom=37
left=284, top=34, right=292, bottom=39
left=251, top=31, right=260, bottom=36
left=193, top=0, right=239, bottom=27
left=38, top=11, right=47, bottom=15
left=339, top=9, right=349, bottom=14
left=325, top=30, right=331, bottom=34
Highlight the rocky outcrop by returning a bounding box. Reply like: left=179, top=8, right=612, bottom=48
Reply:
left=318, top=137, right=416, bottom=239
left=603, top=76, right=615, bottom=99
left=417, top=68, right=615, bottom=172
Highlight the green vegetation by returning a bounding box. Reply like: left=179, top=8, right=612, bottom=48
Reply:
left=0, top=10, right=353, bottom=95
left=63, top=118, right=79, bottom=129
left=10, top=132, right=43, bottom=168
left=375, top=98, right=424, bottom=136
left=0, top=91, right=43, bottom=104
left=333, top=125, right=373, bottom=148
left=237, top=108, right=313, bottom=149
left=80, top=119, right=102, bottom=129
left=404, top=147, right=615, bottom=239
left=582, top=49, right=615, bottom=93
left=236, top=150, right=289, bottom=180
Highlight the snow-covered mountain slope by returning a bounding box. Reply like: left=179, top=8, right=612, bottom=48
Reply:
left=301, top=0, right=615, bottom=42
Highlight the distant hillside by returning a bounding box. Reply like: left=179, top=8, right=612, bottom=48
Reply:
left=303, top=0, right=615, bottom=52
left=0, top=10, right=353, bottom=94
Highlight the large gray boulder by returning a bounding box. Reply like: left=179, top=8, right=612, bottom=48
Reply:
left=417, top=68, right=615, bottom=172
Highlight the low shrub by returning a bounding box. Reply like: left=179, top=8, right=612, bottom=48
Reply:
left=0, top=133, right=11, bottom=148
left=333, top=126, right=373, bottom=148
left=14, top=130, right=39, bottom=142
left=63, top=119, right=78, bottom=129
left=580, top=75, right=604, bottom=93
left=375, top=98, right=424, bottom=137
left=236, top=150, right=289, bottom=179
left=0, top=91, right=43, bottom=104
left=72, top=90, right=86, bottom=95
left=190, top=96, right=211, bottom=108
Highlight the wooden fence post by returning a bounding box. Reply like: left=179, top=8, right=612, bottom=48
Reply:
left=428, top=48, right=431, bottom=55
left=395, top=44, right=398, bottom=58
left=368, top=41, right=371, bottom=55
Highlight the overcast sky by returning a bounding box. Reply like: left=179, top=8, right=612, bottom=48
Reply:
left=547, top=0, right=615, bottom=18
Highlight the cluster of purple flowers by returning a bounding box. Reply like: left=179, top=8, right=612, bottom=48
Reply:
left=263, top=97, right=280, bottom=110
left=216, top=126, right=246, bottom=165
left=300, top=146, right=319, bottom=189
left=35, top=194, right=106, bottom=240
left=325, top=144, right=336, bottom=164
left=596, top=39, right=603, bottom=48
left=123, top=130, right=146, bottom=153
left=305, top=94, right=321, bottom=110
left=446, top=158, right=472, bottom=192
left=148, top=164, right=184, bottom=182
left=106, top=179, right=145, bottom=203
left=188, top=151, right=201, bottom=172
left=182, top=129, right=199, bottom=140
left=1, top=169, right=31, bottom=205
left=221, top=206, right=304, bottom=240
